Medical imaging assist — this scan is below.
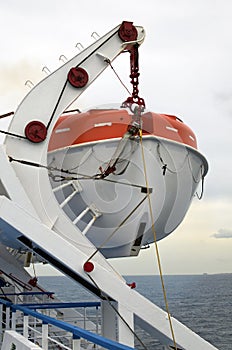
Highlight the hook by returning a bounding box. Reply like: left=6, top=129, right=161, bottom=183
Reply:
left=42, top=66, right=51, bottom=75
left=91, top=32, right=100, bottom=40
left=59, top=54, right=68, bottom=63
left=25, top=80, right=34, bottom=89
left=75, top=42, right=84, bottom=51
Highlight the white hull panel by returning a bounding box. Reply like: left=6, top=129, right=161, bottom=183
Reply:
left=48, top=136, right=207, bottom=258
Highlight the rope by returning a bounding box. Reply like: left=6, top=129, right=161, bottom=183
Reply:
left=157, top=143, right=189, bottom=174
left=105, top=58, right=131, bottom=95
left=46, top=80, right=68, bottom=130
left=8, top=155, right=148, bottom=191
left=157, top=143, right=205, bottom=200
left=0, top=129, right=27, bottom=140
left=86, top=273, right=148, bottom=350
left=139, top=129, right=178, bottom=350
left=86, top=194, right=149, bottom=262
left=31, top=254, right=37, bottom=279
left=0, top=111, right=14, bottom=119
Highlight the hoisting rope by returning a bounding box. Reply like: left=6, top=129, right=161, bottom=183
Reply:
left=139, top=128, right=178, bottom=350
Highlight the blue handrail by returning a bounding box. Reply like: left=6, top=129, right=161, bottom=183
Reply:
left=15, top=301, right=101, bottom=309
left=0, top=298, right=136, bottom=350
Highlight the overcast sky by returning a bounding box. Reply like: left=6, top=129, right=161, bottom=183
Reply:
left=0, top=0, right=232, bottom=275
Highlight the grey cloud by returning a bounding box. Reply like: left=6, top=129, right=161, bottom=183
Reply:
left=212, top=229, right=232, bottom=239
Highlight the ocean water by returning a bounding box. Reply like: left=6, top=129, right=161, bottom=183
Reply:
left=39, top=274, right=232, bottom=350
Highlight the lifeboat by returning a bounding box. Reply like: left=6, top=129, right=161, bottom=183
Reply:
left=47, top=105, right=208, bottom=258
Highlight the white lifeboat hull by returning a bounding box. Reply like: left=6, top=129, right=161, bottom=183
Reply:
left=47, top=108, right=208, bottom=258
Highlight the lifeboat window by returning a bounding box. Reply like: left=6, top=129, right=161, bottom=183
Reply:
left=189, top=135, right=195, bottom=141
left=166, top=126, right=178, bottom=133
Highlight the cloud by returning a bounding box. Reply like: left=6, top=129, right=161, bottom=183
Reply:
left=212, top=228, right=232, bottom=239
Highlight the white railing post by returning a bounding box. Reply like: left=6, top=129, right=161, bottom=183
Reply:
left=96, top=306, right=99, bottom=334
left=84, top=308, right=87, bottom=329
left=11, top=311, right=16, bottom=330
left=117, top=303, right=134, bottom=348
left=72, top=336, right=81, bottom=350
left=0, top=304, right=2, bottom=336
left=23, top=315, right=29, bottom=338
left=42, top=322, right=48, bottom=350
left=5, top=307, right=10, bottom=330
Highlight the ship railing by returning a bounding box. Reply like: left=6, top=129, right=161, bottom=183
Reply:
left=0, top=291, right=54, bottom=305
left=0, top=297, right=136, bottom=350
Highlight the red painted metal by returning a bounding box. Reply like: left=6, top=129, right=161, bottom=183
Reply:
left=25, top=120, right=47, bottom=143
left=123, top=44, right=145, bottom=107
left=118, top=21, right=138, bottom=42
left=127, top=282, right=136, bottom=289
left=83, top=261, right=94, bottom=273
left=28, top=277, right=38, bottom=287
left=48, top=109, right=198, bottom=152
left=68, top=67, right=89, bottom=88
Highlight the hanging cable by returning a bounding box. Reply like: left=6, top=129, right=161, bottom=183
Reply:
left=0, top=129, right=27, bottom=140
left=0, top=111, right=26, bottom=139
left=105, top=58, right=131, bottom=95
left=139, top=129, right=178, bottom=350
left=0, top=111, right=14, bottom=119
left=86, top=273, right=148, bottom=350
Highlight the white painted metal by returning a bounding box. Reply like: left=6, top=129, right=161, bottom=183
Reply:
left=101, top=300, right=117, bottom=342
left=0, top=196, right=218, bottom=349
left=48, top=135, right=207, bottom=257
left=1, top=331, right=43, bottom=350
left=72, top=338, right=81, bottom=350
left=72, top=207, right=90, bottom=225
left=4, top=23, right=145, bottom=236
left=0, top=22, right=215, bottom=350
left=82, top=216, right=96, bottom=235
left=60, top=191, right=78, bottom=209
left=52, top=180, right=74, bottom=193
left=42, top=323, right=48, bottom=350
left=23, top=315, right=29, bottom=338
left=117, top=304, right=134, bottom=347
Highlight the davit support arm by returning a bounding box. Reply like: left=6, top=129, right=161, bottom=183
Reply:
left=0, top=22, right=218, bottom=350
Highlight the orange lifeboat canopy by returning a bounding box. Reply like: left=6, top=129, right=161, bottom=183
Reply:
left=48, top=109, right=197, bottom=152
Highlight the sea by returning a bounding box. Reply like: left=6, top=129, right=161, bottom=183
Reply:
left=39, top=274, right=232, bottom=350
